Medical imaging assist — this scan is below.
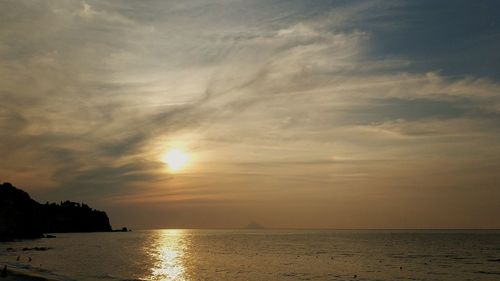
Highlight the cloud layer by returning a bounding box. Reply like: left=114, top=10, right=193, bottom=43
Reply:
left=1, top=0, right=500, bottom=228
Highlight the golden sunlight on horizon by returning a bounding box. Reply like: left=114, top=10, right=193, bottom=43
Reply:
left=162, top=149, right=190, bottom=172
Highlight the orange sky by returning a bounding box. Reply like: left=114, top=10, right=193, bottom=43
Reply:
left=1, top=0, right=500, bottom=229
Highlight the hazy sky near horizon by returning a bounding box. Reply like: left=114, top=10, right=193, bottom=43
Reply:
left=1, top=0, right=500, bottom=229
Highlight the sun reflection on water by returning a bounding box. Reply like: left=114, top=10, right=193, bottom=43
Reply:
left=148, top=229, right=189, bottom=281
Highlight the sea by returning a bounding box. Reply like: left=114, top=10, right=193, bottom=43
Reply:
left=1, top=229, right=500, bottom=281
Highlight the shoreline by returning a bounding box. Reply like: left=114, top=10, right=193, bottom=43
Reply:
left=2, top=269, right=52, bottom=281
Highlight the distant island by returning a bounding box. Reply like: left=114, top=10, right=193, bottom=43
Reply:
left=245, top=221, right=266, bottom=229
left=0, top=182, right=112, bottom=240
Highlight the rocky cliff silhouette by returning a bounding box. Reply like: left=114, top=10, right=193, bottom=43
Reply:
left=0, top=182, right=112, bottom=240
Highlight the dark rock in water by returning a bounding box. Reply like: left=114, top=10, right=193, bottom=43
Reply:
left=113, top=227, right=130, bottom=232
left=0, top=182, right=112, bottom=240
left=1, top=265, right=7, bottom=278
left=22, top=247, right=50, bottom=252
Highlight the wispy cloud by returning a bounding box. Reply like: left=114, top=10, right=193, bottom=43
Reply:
left=1, top=0, right=499, bottom=228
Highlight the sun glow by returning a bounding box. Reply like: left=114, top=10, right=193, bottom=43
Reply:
left=162, top=149, right=189, bottom=172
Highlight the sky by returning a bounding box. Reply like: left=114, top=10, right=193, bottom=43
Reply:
left=1, top=0, right=500, bottom=229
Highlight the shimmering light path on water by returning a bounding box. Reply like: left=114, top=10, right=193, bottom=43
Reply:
left=148, top=230, right=187, bottom=281
left=1, top=230, right=499, bottom=281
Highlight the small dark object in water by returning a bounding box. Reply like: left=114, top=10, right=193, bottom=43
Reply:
left=16, top=256, right=20, bottom=261
left=400, top=266, right=403, bottom=270
left=28, top=257, right=32, bottom=262
left=113, top=227, right=130, bottom=232
left=21, top=247, right=50, bottom=252
left=44, top=234, right=56, bottom=238
left=1, top=265, right=7, bottom=278
left=5, top=248, right=14, bottom=252
left=330, top=257, right=334, bottom=260
left=354, top=274, right=357, bottom=278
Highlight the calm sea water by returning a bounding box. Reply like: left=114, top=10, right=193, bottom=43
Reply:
left=1, top=230, right=499, bottom=280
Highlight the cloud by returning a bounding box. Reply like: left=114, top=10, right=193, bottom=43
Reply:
left=77, top=0, right=136, bottom=26
left=1, top=0, right=500, bottom=228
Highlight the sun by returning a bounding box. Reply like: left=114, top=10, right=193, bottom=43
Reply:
left=162, top=149, right=189, bottom=172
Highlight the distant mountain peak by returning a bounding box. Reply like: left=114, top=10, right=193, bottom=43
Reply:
left=245, top=221, right=266, bottom=229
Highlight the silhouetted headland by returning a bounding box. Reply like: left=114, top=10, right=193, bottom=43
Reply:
left=0, top=182, right=112, bottom=241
